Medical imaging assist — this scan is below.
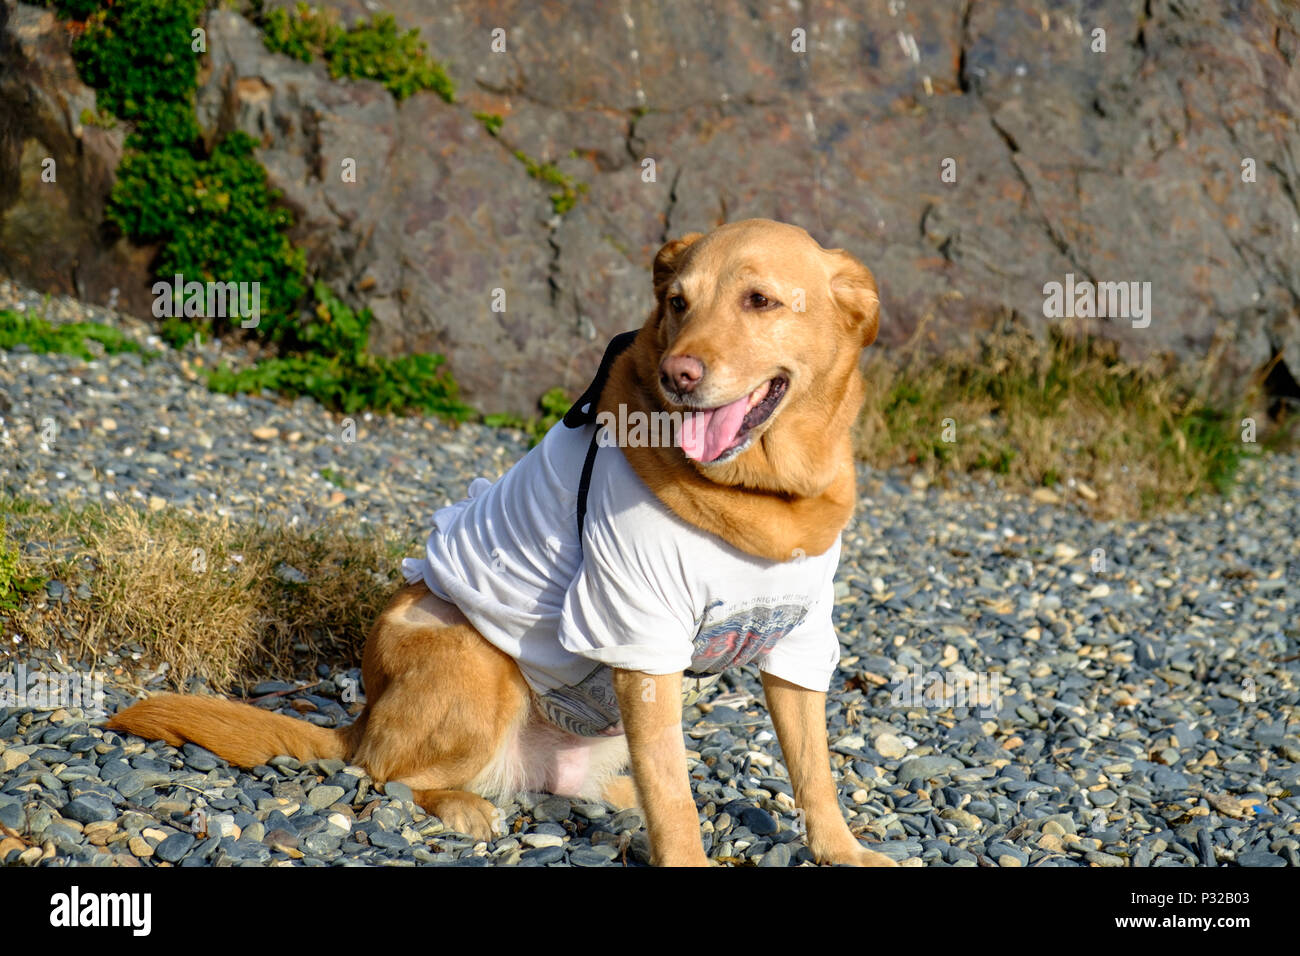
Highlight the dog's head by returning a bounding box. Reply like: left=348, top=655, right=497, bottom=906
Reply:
left=637, top=219, right=878, bottom=497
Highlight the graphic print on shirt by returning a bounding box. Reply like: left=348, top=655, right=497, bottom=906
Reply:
left=535, top=665, right=624, bottom=737
left=534, top=600, right=812, bottom=737
left=685, top=600, right=811, bottom=676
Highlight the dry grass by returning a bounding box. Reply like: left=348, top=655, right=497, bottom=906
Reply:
left=3, top=501, right=414, bottom=692
left=854, top=317, right=1294, bottom=517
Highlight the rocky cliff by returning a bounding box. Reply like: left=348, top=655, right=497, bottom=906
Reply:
left=2, top=0, right=1297, bottom=413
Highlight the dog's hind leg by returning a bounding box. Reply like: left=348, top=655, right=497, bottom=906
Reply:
left=350, top=584, right=531, bottom=840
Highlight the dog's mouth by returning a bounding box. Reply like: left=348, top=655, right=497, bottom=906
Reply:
left=678, top=376, right=788, bottom=464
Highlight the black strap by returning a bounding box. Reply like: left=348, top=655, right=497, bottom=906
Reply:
left=575, top=427, right=601, bottom=541
left=562, top=330, right=640, bottom=428
left=565, top=330, right=639, bottom=540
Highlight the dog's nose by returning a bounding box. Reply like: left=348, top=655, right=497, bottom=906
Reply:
left=660, top=354, right=704, bottom=393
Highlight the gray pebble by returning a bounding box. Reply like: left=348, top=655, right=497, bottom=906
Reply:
left=383, top=781, right=413, bottom=804
left=155, top=832, right=196, bottom=863
left=523, top=845, right=566, bottom=865
left=738, top=806, right=778, bottom=836
left=114, top=769, right=170, bottom=799
left=897, top=756, right=963, bottom=786
left=533, top=796, right=572, bottom=822
left=759, top=843, right=791, bottom=867
left=307, top=785, right=346, bottom=810
left=367, top=830, right=410, bottom=851
left=62, top=795, right=116, bottom=825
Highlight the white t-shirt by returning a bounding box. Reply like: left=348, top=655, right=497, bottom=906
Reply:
left=401, top=421, right=842, bottom=737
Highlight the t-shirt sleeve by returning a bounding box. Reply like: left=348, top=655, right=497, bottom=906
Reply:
left=557, top=480, right=696, bottom=674
left=757, top=570, right=841, bottom=692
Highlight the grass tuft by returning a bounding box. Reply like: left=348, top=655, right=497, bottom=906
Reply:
left=3, top=498, right=415, bottom=692
left=855, top=320, right=1294, bottom=517
left=0, top=516, right=48, bottom=621
left=0, top=309, right=154, bottom=362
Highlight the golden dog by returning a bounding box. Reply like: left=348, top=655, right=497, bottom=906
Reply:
left=107, top=219, right=894, bottom=867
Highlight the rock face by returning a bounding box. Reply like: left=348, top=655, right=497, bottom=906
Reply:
left=0, top=3, right=157, bottom=317
left=2, top=0, right=1298, bottom=413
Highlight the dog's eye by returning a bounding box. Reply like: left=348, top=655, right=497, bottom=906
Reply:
left=668, top=295, right=688, bottom=313
left=745, top=292, right=777, bottom=310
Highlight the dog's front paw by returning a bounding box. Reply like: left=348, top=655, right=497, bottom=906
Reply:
left=413, top=789, right=502, bottom=842
left=836, top=845, right=899, bottom=867
left=813, top=840, right=899, bottom=867
left=656, top=851, right=712, bottom=867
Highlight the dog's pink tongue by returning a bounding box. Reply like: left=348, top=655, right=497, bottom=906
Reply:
left=679, top=395, right=750, bottom=462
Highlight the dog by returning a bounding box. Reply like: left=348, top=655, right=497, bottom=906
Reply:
left=106, top=218, right=895, bottom=867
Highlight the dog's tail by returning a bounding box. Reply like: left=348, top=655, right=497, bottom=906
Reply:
left=105, top=694, right=354, bottom=767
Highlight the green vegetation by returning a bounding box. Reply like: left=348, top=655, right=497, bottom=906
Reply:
left=474, top=115, right=590, bottom=216
left=513, top=149, right=588, bottom=215
left=474, top=111, right=504, bottom=137
left=319, top=468, right=350, bottom=490
left=39, top=0, right=104, bottom=22
left=484, top=387, right=572, bottom=446
left=261, top=2, right=455, bottom=102
left=855, top=323, right=1293, bottom=517
left=62, top=0, right=306, bottom=346
left=0, top=517, right=47, bottom=620
left=0, top=309, right=153, bottom=362
left=44, top=0, right=470, bottom=422
left=108, top=132, right=308, bottom=347
left=71, top=0, right=207, bottom=149
left=78, top=106, right=116, bottom=130
left=208, top=283, right=472, bottom=420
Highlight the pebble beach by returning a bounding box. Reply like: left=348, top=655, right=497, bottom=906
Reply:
left=1, top=280, right=1297, bottom=868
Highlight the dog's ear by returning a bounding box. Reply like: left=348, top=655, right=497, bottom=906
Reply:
left=827, top=250, right=880, bottom=347
left=652, top=233, right=704, bottom=299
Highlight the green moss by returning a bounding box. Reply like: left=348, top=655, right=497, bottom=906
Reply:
left=78, top=106, right=116, bottom=129
left=512, top=149, right=588, bottom=216
left=261, top=2, right=455, bottom=102
left=0, top=309, right=154, bottom=362
left=474, top=112, right=504, bottom=137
